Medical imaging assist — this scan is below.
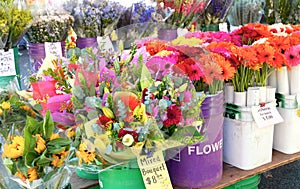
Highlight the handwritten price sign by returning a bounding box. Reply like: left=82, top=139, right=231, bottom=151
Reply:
left=45, top=42, right=62, bottom=57
left=0, top=49, right=16, bottom=77
left=137, top=151, right=173, bottom=189
left=251, top=103, right=283, bottom=128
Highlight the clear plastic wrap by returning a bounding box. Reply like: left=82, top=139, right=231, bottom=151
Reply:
left=227, top=0, right=265, bottom=26
left=70, top=0, right=125, bottom=38
left=0, top=0, right=32, bottom=50
left=201, top=0, right=234, bottom=25
left=25, top=2, right=74, bottom=43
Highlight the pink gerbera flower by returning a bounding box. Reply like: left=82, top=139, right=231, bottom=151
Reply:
left=285, top=46, right=300, bottom=66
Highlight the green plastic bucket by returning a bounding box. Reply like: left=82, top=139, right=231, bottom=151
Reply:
left=98, top=167, right=145, bottom=189
left=76, top=165, right=101, bottom=180
left=223, top=175, right=260, bottom=189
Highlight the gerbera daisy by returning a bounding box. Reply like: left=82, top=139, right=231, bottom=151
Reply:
left=202, top=61, right=223, bottom=85
left=213, top=53, right=236, bottom=81
left=186, top=64, right=203, bottom=81
left=2, top=136, right=24, bottom=159
left=285, top=46, right=300, bottom=66
left=163, top=105, right=182, bottom=127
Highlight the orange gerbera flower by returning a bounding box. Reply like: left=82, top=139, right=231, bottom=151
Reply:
left=145, top=40, right=166, bottom=56
left=289, top=33, right=300, bottom=46
left=269, top=36, right=291, bottom=53
left=213, top=53, right=236, bottom=81
left=76, top=143, right=96, bottom=165
left=203, top=61, right=222, bottom=84
left=271, top=52, right=289, bottom=69
left=254, top=44, right=275, bottom=64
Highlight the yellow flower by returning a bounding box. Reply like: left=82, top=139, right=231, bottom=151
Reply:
left=20, top=105, right=30, bottom=111
left=101, top=107, right=115, bottom=119
left=1, top=101, right=10, bottom=110
left=0, top=108, right=2, bottom=115
left=15, top=169, right=26, bottom=182
left=67, top=129, right=75, bottom=138
left=50, top=133, right=60, bottom=140
left=51, top=150, right=69, bottom=167
left=122, top=134, right=135, bottom=147
left=28, top=168, right=38, bottom=182
left=34, top=134, right=46, bottom=153
left=2, top=136, right=24, bottom=159
left=76, top=143, right=96, bottom=164
left=133, top=104, right=147, bottom=122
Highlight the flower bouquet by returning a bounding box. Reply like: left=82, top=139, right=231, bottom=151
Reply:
left=0, top=0, right=32, bottom=50
left=29, top=56, right=77, bottom=128
left=70, top=45, right=204, bottom=186
left=0, top=90, right=42, bottom=143
left=199, top=0, right=234, bottom=31
left=2, top=111, right=72, bottom=189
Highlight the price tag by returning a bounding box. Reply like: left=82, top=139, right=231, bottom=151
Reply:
left=0, top=49, right=16, bottom=76
left=219, top=22, right=228, bottom=32
left=177, top=28, right=188, bottom=37
left=44, top=42, right=63, bottom=57
left=137, top=151, right=173, bottom=189
left=97, top=36, right=114, bottom=51
left=251, top=103, right=284, bottom=128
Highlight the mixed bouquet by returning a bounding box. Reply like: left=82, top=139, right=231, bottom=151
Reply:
left=29, top=56, right=77, bottom=128
left=71, top=45, right=204, bottom=168
left=2, top=112, right=72, bottom=188
left=25, top=8, right=74, bottom=43
left=0, top=0, right=32, bottom=50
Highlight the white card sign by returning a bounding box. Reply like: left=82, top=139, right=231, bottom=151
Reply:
left=137, top=151, right=173, bottom=189
left=0, top=49, right=16, bottom=76
left=251, top=103, right=284, bottom=128
left=97, top=36, right=114, bottom=51
left=219, top=22, right=228, bottom=32
left=44, top=42, right=63, bottom=57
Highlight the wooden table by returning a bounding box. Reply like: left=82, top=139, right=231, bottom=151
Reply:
left=71, top=150, right=300, bottom=189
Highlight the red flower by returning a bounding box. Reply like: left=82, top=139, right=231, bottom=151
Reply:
left=97, top=115, right=113, bottom=130
left=118, top=128, right=139, bottom=142
left=163, top=105, right=182, bottom=127
left=186, top=64, right=203, bottom=81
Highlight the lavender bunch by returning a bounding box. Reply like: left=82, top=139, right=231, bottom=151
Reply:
left=72, top=0, right=102, bottom=38
left=25, top=9, right=74, bottom=43
left=202, top=0, right=234, bottom=24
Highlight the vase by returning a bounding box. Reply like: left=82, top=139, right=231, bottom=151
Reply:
left=288, top=64, right=300, bottom=95
left=76, top=165, right=100, bottom=180
left=246, top=87, right=260, bottom=106
left=277, top=66, right=289, bottom=95
left=167, top=92, right=225, bottom=188
left=258, top=86, right=267, bottom=103
left=234, top=91, right=247, bottom=107
left=266, top=86, right=276, bottom=103
left=76, top=37, right=98, bottom=49
left=268, top=70, right=277, bottom=90
left=158, top=29, right=178, bottom=41
left=225, top=83, right=234, bottom=104
left=28, top=42, right=66, bottom=72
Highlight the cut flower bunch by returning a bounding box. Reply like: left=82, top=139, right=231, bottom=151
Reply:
left=2, top=111, right=72, bottom=189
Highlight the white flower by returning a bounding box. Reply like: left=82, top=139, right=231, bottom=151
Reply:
left=122, top=134, right=134, bottom=147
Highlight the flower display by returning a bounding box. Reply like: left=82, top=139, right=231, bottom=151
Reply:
left=25, top=9, right=74, bottom=43
left=2, top=112, right=72, bottom=189
left=0, top=0, right=32, bottom=50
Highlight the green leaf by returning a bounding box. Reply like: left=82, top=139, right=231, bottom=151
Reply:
left=36, top=156, right=52, bottom=167
left=140, top=64, right=153, bottom=90
left=23, top=117, right=38, bottom=155
left=33, top=103, right=43, bottom=111
left=47, top=146, right=66, bottom=154
left=89, top=82, right=96, bottom=96
left=47, top=138, right=71, bottom=147
left=43, top=111, right=54, bottom=140
left=25, top=151, right=38, bottom=167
